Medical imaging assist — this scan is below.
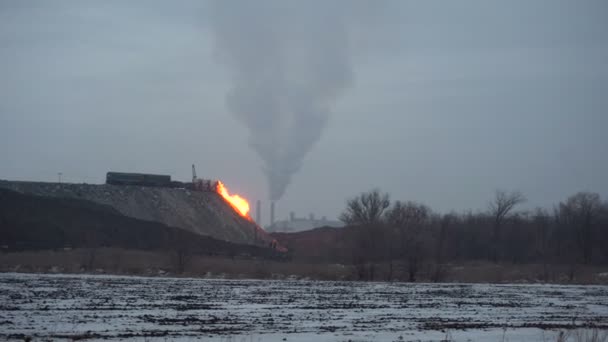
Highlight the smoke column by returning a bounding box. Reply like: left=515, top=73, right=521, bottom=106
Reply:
left=209, top=1, right=358, bottom=200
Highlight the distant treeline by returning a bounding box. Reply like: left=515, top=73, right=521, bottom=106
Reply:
left=277, top=190, right=608, bottom=282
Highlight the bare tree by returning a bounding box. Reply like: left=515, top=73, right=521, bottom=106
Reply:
left=600, top=200, right=608, bottom=261
left=85, top=248, right=97, bottom=271
left=340, top=189, right=390, bottom=280
left=174, top=247, right=191, bottom=274
left=172, top=235, right=193, bottom=274
left=385, top=201, right=430, bottom=282
left=339, top=189, right=390, bottom=226
left=353, top=223, right=386, bottom=281
left=82, top=227, right=101, bottom=271
left=557, top=192, right=602, bottom=264
left=488, top=190, right=526, bottom=262
left=431, top=212, right=456, bottom=282
left=489, top=190, right=526, bottom=228
left=533, top=207, right=551, bottom=281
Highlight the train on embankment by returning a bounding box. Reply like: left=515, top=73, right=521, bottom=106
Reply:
left=106, top=166, right=217, bottom=192
left=105, top=172, right=201, bottom=189
left=106, top=172, right=172, bottom=186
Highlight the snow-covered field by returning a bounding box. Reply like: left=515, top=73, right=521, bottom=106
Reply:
left=1, top=273, right=607, bottom=341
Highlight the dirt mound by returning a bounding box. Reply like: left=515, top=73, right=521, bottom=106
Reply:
left=0, top=180, right=271, bottom=246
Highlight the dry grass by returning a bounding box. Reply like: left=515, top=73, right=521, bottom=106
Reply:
left=0, top=248, right=172, bottom=275
left=440, top=261, right=608, bottom=284
left=0, top=248, right=352, bottom=280
left=1, top=249, right=607, bottom=284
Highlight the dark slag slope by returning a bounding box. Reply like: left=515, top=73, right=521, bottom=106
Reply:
left=0, top=188, right=272, bottom=257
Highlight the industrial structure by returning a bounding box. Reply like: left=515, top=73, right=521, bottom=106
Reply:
left=270, top=201, right=275, bottom=227
left=266, top=212, right=343, bottom=233
left=105, top=165, right=216, bottom=191
left=191, top=165, right=215, bottom=191
left=256, top=200, right=261, bottom=226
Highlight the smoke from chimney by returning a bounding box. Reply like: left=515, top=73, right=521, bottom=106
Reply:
left=270, top=201, right=275, bottom=227
left=256, top=200, right=261, bottom=225
left=209, top=1, right=365, bottom=200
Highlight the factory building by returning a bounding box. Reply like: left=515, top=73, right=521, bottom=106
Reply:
left=266, top=211, right=343, bottom=233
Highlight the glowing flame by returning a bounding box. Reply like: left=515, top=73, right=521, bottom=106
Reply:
left=215, top=180, right=250, bottom=218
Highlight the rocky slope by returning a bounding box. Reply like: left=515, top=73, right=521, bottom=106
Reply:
left=0, top=180, right=271, bottom=246
left=0, top=188, right=275, bottom=257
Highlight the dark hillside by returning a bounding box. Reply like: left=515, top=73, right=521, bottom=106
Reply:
left=0, top=188, right=274, bottom=258
left=0, top=180, right=273, bottom=246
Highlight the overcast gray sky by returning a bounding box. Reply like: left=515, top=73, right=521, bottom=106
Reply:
left=1, top=0, right=607, bottom=225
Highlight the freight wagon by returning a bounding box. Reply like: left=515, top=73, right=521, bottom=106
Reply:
left=106, top=172, right=172, bottom=187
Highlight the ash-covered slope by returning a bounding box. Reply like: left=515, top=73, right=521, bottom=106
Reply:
left=0, top=188, right=275, bottom=257
left=0, top=180, right=271, bottom=246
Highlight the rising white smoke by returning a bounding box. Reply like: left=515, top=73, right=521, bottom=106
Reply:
left=209, top=1, right=363, bottom=200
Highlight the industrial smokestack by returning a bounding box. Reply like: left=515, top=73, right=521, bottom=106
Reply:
left=256, top=200, right=261, bottom=225
left=270, top=201, right=275, bottom=227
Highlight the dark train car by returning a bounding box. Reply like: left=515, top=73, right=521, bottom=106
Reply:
left=106, top=172, right=171, bottom=187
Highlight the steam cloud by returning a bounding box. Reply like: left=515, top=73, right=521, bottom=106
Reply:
left=210, top=1, right=359, bottom=200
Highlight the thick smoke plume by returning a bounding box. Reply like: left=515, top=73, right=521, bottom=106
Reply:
left=210, top=1, right=358, bottom=200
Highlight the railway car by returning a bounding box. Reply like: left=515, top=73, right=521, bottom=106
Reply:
left=106, top=172, right=171, bottom=187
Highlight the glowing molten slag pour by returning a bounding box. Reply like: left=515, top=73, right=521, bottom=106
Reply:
left=215, top=180, right=250, bottom=218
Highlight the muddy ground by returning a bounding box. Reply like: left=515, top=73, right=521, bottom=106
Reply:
left=1, top=273, right=607, bottom=341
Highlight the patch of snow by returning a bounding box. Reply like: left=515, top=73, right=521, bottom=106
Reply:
left=0, top=272, right=606, bottom=341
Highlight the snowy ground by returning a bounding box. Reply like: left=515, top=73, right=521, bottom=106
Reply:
left=1, top=273, right=607, bottom=341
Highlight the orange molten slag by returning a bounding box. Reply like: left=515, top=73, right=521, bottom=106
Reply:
left=216, top=180, right=250, bottom=218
